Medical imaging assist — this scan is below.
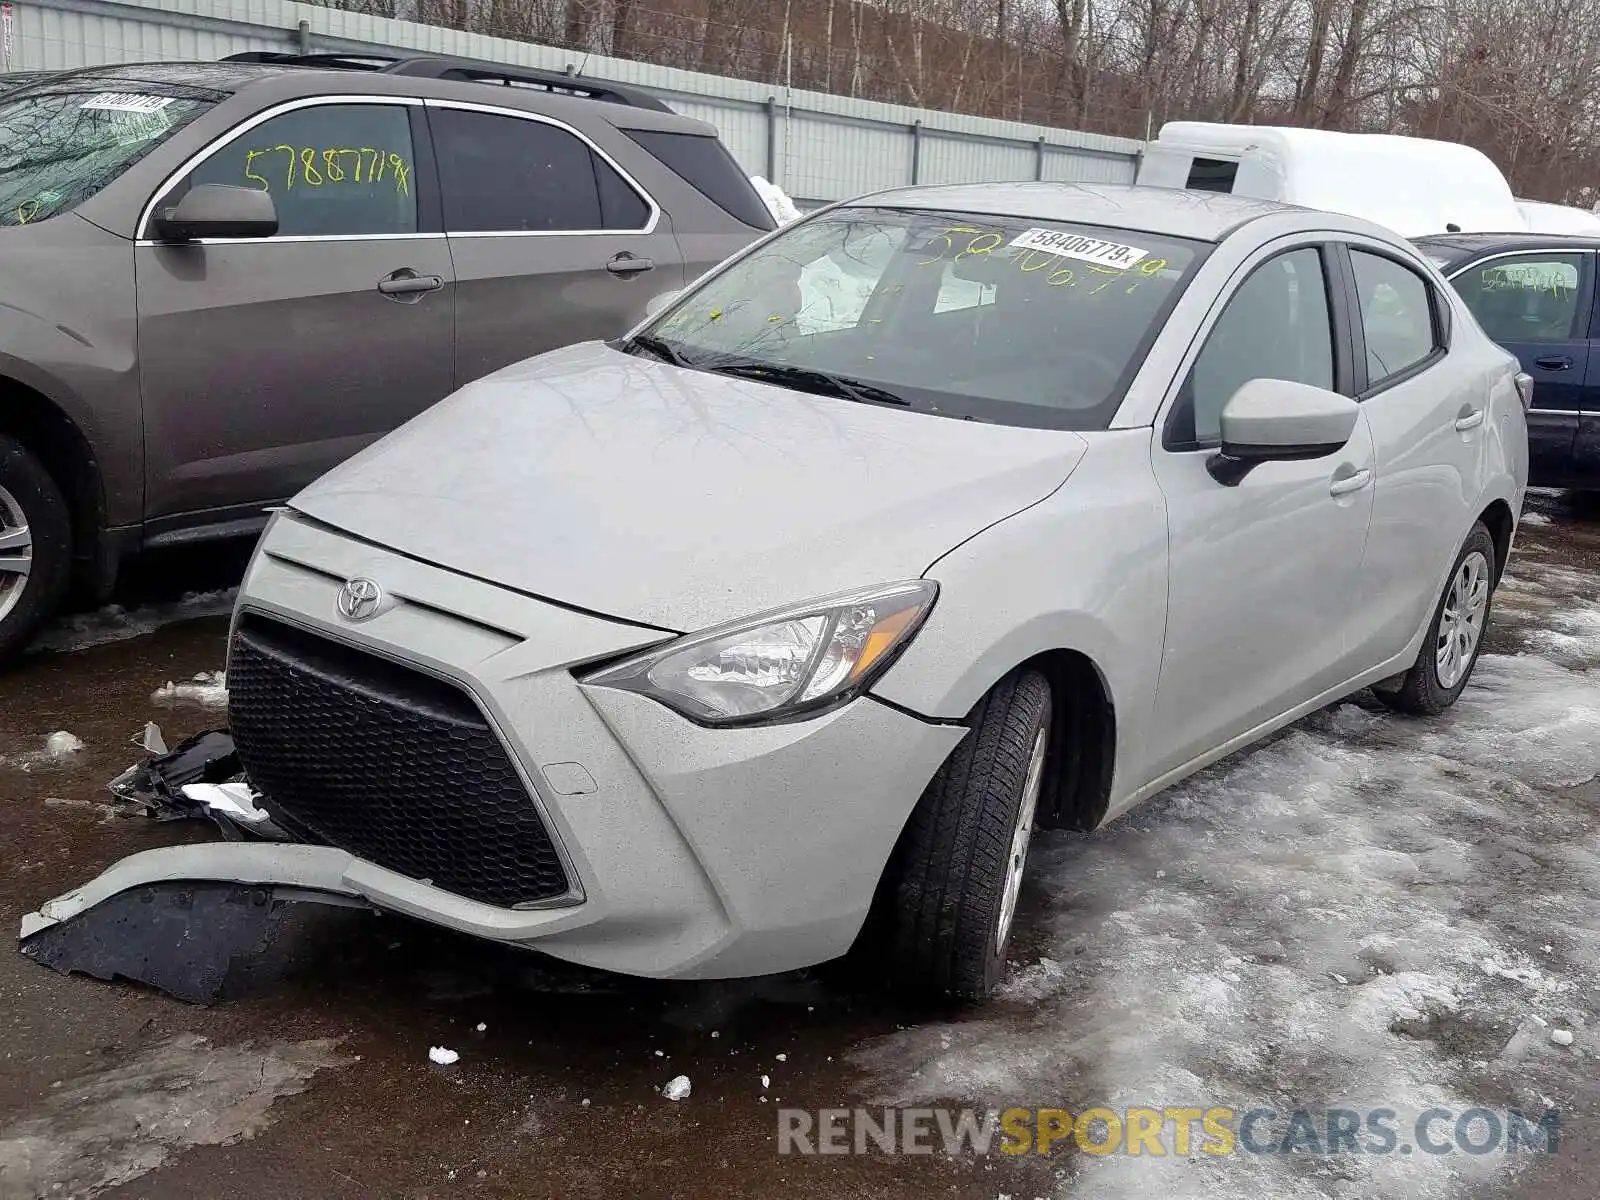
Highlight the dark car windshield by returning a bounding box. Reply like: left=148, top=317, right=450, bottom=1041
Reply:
left=641, top=206, right=1207, bottom=430
left=0, top=89, right=213, bottom=227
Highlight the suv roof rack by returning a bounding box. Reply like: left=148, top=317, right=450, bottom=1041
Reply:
left=219, top=51, right=671, bottom=112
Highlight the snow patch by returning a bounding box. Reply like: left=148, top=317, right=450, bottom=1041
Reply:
left=152, top=670, right=228, bottom=708
left=428, top=1046, right=460, bottom=1066
left=31, top=589, right=236, bottom=654
left=3, top=730, right=86, bottom=771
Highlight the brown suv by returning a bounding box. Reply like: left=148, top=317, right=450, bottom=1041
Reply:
left=0, top=52, right=774, bottom=659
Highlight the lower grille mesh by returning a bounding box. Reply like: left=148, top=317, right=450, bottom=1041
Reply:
left=227, top=616, right=569, bottom=908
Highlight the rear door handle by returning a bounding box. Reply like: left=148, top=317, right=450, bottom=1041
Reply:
left=1534, top=355, right=1573, bottom=371
left=1329, top=467, right=1373, bottom=497
left=1454, top=407, right=1485, bottom=432
left=377, top=269, right=444, bottom=298
left=606, top=252, right=655, bottom=277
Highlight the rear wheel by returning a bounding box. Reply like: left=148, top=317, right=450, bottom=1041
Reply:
left=881, top=668, right=1052, bottom=1000
left=1374, top=523, right=1495, bottom=716
left=0, top=435, right=70, bottom=664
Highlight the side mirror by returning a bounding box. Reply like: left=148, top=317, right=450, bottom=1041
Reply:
left=152, top=184, right=278, bottom=242
left=644, top=288, right=683, bottom=319
left=1208, top=378, right=1359, bottom=486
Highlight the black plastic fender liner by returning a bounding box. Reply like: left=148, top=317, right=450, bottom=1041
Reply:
left=19, top=882, right=372, bottom=1005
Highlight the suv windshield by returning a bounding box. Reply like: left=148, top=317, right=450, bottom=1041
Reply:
left=0, top=89, right=213, bottom=227
left=641, top=206, right=1207, bottom=429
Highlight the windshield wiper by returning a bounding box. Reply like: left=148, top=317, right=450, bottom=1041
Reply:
left=627, top=334, right=693, bottom=368
left=705, top=360, right=912, bottom=408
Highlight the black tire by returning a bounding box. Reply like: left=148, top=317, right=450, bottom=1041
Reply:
left=881, top=668, right=1052, bottom=1001
left=0, top=434, right=71, bottom=664
left=1374, top=522, right=1496, bottom=716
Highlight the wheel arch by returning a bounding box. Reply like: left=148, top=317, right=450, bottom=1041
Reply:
left=1476, top=497, right=1515, bottom=584
left=0, top=374, right=106, bottom=585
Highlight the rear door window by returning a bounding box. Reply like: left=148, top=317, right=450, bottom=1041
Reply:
left=175, top=102, right=418, bottom=236
left=430, top=107, right=649, bottom=233
left=1349, top=249, right=1442, bottom=388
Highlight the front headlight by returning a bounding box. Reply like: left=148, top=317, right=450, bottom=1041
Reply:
left=583, top=581, right=937, bottom=725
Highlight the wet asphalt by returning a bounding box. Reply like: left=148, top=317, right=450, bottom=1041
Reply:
left=1, top=495, right=1598, bottom=1200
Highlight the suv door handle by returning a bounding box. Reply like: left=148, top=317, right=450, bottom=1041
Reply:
left=1454, top=406, right=1485, bottom=432
left=606, top=252, right=655, bottom=277
left=377, top=269, right=444, bottom=299
left=1534, top=355, right=1573, bottom=371
left=1329, top=467, right=1372, bottom=497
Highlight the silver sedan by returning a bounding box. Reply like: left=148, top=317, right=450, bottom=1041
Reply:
left=24, top=184, right=1528, bottom=1001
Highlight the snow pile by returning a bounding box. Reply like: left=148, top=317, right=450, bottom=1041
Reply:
left=151, top=671, right=228, bottom=708
left=853, top=638, right=1600, bottom=1197
left=428, top=1047, right=460, bottom=1066
left=749, top=175, right=802, bottom=225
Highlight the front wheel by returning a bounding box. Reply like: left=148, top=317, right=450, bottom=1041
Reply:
left=881, top=668, right=1052, bottom=1000
left=1374, top=522, right=1496, bottom=716
left=0, top=435, right=70, bottom=665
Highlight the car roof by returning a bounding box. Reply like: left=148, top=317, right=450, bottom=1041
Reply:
left=6, top=58, right=712, bottom=136
left=847, top=182, right=1301, bottom=243
left=1415, top=231, right=1600, bottom=256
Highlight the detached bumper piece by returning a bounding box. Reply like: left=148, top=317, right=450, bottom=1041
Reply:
left=20, top=881, right=367, bottom=1005
left=107, top=728, right=290, bottom=841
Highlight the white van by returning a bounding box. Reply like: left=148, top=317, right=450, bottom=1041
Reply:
left=1138, top=122, right=1525, bottom=238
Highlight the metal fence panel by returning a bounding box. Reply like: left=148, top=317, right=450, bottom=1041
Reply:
left=9, top=0, right=1143, bottom=203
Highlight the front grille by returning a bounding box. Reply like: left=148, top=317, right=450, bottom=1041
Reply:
left=227, top=615, right=569, bottom=908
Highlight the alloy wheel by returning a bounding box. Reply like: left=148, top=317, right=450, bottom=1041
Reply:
left=0, top=482, right=32, bottom=626
left=995, top=725, right=1048, bottom=955
left=1435, top=550, right=1489, bottom=690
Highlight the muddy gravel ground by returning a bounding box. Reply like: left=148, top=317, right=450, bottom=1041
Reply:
left=1, top=494, right=1597, bottom=1200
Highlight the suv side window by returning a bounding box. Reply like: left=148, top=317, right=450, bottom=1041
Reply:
left=1172, top=246, right=1335, bottom=448
left=430, top=107, right=649, bottom=233
left=1349, top=249, right=1441, bottom=387
left=178, top=103, right=418, bottom=237
left=1450, top=253, right=1589, bottom=343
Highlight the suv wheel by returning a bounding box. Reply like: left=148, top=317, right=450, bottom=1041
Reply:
left=0, top=435, right=70, bottom=663
left=881, top=668, right=1053, bottom=1000
left=1374, top=522, right=1496, bottom=716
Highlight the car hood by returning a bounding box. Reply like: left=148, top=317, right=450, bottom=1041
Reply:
left=290, top=342, right=1089, bottom=632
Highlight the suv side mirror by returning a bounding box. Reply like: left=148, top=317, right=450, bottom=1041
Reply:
left=1207, top=378, right=1359, bottom=486
left=152, top=184, right=278, bottom=242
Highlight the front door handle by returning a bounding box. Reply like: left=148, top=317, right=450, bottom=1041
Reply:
left=1534, top=355, right=1573, bottom=371
left=1454, top=407, right=1486, bottom=432
left=377, top=268, right=445, bottom=299
left=1329, top=467, right=1373, bottom=497
left=606, top=252, right=655, bottom=277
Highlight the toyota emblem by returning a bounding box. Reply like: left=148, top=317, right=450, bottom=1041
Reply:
left=336, top=577, right=384, bottom=622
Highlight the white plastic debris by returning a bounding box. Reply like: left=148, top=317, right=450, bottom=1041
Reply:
left=775, top=1053, right=787, bottom=1062
left=760, top=1074, right=770, bottom=1089
left=653, top=1049, right=664, bottom=1057
left=181, top=781, right=270, bottom=824
left=580, top=1098, right=591, bottom=1108
left=1551, top=1029, right=1575, bottom=1047
left=476, top=1023, right=486, bottom=1032
left=45, top=731, right=84, bottom=757
left=151, top=670, right=228, bottom=708
left=710, top=1031, right=719, bottom=1039
left=428, top=1046, right=460, bottom=1065
left=662, top=1075, right=691, bottom=1101
left=140, top=722, right=168, bottom=754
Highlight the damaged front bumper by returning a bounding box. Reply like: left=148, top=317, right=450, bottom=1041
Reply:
left=20, top=511, right=967, bottom=995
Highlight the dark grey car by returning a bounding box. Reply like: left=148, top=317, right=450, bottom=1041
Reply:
left=0, top=53, right=773, bottom=658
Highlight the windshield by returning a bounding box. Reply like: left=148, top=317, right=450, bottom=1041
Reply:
left=0, top=89, right=213, bottom=227
left=642, top=206, right=1207, bottom=429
